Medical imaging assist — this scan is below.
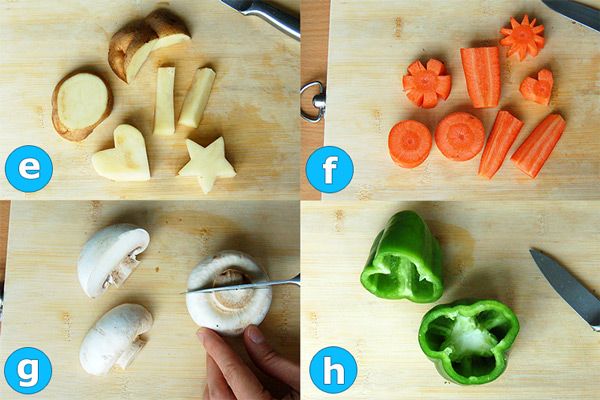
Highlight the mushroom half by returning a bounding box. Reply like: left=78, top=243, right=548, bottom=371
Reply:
left=80, top=303, right=153, bottom=376
left=186, top=250, right=272, bottom=336
left=78, top=224, right=150, bottom=298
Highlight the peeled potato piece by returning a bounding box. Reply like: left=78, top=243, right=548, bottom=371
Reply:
left=178, top=68, right=216, bottom=128
left=92, top=124, right=151, bottom=182
left=154, top=67, right=176, bottom=136
left=108, top=9, right=191, bottom=83
left=51, top=72, right=113, bottom=142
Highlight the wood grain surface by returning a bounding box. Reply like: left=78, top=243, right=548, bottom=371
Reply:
left=301, top=0, right=330, bottom=200
left=0, top=0, right=299, bottom=200
left=301, top=201, right=600, bottom=399
left=0, top=202, right=9, bottom=284
left=0, top=201, right=299, bottom=399
left=324, top=0, right=600, bottom=201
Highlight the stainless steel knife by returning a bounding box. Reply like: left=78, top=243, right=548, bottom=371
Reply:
left=542, top=0, right=600, bottom=32
left=221, top=0, right=300, bottom=41
left=183, top=273, right=300, bottom=294
left=530, top=249, right=600, bottom=331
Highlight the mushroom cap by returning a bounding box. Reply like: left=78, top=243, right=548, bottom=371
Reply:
left=186, top=250, right=272, bottom=336
left=78, top=224, right=150, bottom=298
left=79, top=303, right=153, bottom=376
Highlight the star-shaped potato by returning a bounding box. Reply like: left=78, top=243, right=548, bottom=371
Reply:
left=178, top=137, right=236, bottom=194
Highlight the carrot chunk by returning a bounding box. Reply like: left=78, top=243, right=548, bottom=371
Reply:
left=500, top=15, right=545, bottom=61
left=460, top=47, right=501, bottom=108
left=511, top=114, right=566, bottom=178
left=520, top=68, right=553, bottom=105
left=435, top=112, right=485, bottom=161
left=402, top=59, right=452, bottom=109
left=478, top=110, right=524, bottom=179
left=388, top=120, right=432, bottom=168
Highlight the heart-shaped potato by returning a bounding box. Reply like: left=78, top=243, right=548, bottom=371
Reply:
left=92, top=124, right=150, bottom=181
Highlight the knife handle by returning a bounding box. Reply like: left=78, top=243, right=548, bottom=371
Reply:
left=244, top=1, right=300, bottom=41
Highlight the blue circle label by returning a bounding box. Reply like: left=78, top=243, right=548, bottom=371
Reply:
left=306, top=146, right=353, bottom=193
left=309, top=346, right=357, bottom=394
left=4, top=347, right=52, bottom=395
left=5, top=145, right=53, bottom=192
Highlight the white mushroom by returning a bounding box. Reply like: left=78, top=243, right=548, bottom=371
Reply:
left=78, top=224, right=150, bottom=298
left=186, top=250, right=272, bottom=336
left=79, top=303, right=153, bottom=376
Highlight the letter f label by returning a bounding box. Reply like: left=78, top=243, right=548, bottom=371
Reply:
left=322, top=156, right=338, bottom=184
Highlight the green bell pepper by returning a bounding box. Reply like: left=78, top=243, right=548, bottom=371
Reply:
left=418, top=299, right=520, bottom=385
left=360, top=210, right=443, bottom=303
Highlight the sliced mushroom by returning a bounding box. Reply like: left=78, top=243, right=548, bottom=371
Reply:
left=78, top=224, right=150, bottom=299
left=186, top=250, right=272, bottom=336
left=80, top=304, right=153, bottom=376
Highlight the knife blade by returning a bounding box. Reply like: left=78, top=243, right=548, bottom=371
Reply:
left=530, top=249, right=600, bottom=331
left=542, top=0, right=600, bottom=32
left=221, top=0, right=300, bottom=41
left=182, top=273, right=301, bottom=294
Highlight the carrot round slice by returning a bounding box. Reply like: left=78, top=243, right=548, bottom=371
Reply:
left=460, top=47, right=501, bottom=108
left=478, top=110, right=524, bottom=179
left=402, top=59, right=452, bottom=109
left=435, top=112, right=485, bottom=161
left=500, top=14, right=545, bottom=61
left=520, top=68, right=553, bottom=105
left=388, top=120, right=432, bottom=168
left=511, top=114, right=566, bottom=178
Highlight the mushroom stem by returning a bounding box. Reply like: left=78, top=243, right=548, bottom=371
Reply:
left=115, top=336, right=146, bottom=370
left=103, top=249, right=142, bottom=289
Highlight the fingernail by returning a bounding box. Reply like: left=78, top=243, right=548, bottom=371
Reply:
left=247, top=325, right=265, bottom=344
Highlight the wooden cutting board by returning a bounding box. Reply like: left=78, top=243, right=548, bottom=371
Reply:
left=301, top=201, right=600, bottom=399
left=0, top=201, right=299, bottom=399
left=324, top=0, right=600, bottom=200
left=0, top=0, right=299, bottom=200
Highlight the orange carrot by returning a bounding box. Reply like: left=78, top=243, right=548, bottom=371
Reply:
left=520, top=69, right=553, bottom=105
left=478, top=111, right=524, bottom=179
left=402, top=59, right=452, bottom=108
left=435, top=112, right=485, bottom=161
left=511, top=114, right=566, bottom=178
left=500, top=15, right=545, bottom=61
left=388, top=120, right=432, bottom=168
left=460, top=47, right=501, bottom=108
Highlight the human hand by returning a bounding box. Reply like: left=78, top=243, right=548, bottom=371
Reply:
left=197, top=325, right=300, bottom=400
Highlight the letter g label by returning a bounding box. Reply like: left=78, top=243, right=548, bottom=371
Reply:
left=4, top=347, right=52, bottom=394
left=17, top=359, right=38, bottom=387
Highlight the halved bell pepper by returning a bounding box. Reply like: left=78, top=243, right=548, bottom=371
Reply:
left=418, top=299, right=520, bottom=385
left=360, top=210, right=443, bottom=303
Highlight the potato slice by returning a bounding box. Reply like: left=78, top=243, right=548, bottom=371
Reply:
left=108, top=9, right=190, bottom=84
left=92, top=124, right=150, bottom=181
left=178, top=68, right=216, bottom=128
left=153, top=67, right=176, bottom=136
left=51, top=72, right=113, bottom=142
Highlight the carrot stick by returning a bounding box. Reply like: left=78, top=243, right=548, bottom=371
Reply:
left=478, top=111, right=524, bottom=179
left=402, top=59, right=452, bottom=109
left=435, top=112, right=485, bottom=161
left=511, top=114, right=566, bottom=178
left=460, top=47, right=501, bottom=108
left=388, top=120, right=432, bottom=168
left=520, top=69, right=553, bottom=106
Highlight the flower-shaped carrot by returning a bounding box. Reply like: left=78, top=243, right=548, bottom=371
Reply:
left=500, top=15, right=545, bottom=61
left=402, top=59, right=452, bottom=108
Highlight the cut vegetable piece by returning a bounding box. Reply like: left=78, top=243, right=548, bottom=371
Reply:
left=178, top=68, right=216, bottom=128
left=435, top=112, right=485, bottom=161
left=500, top=15, right=545, bottom=61
left=402, top=59, right=452, bottom=108
left=178, top=137, right=236, bottom=194
left=108, top=9, right=191, bottom=83
left=478, top=111, right=524, bottom=179
left=51, top=72, right=113, bottom=142
left=511, top=114, right=566, bottom=178
left=388, top=120, right=432, bottom=168
left=460, top=47, right=501, bottom=108
left=154, top=67, right=176, bottom=135
left=520, top=69, right=553, bottom=106
left=92, top=124, right=151, bottom=181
